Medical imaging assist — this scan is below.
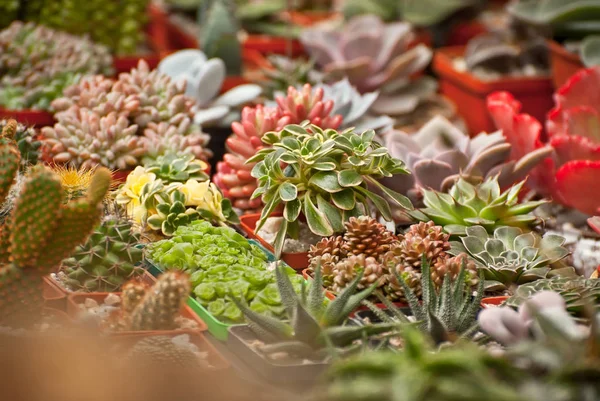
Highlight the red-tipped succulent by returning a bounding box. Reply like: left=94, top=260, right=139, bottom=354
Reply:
left=214, top=84, right=343, bottom=212
left=488, top=67, right=600, bottom=216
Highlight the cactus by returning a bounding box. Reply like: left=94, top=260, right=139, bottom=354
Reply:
left=0, top=121, right=21, bottom=206
left=0, top=120, right=40, bottom=171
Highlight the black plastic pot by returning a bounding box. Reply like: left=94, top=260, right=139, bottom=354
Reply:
left=203, top=126, right=231, bottom=178
left=227, top=325, right=329, bottom=384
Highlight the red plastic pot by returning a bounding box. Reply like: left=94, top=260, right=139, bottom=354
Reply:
left=433, top=46, right=554, bottom=135
left=244, top=35, right=305, bottom=58
left=146, top=3, right=170, bottom=54
left=0, top=108, right=55, bottom=128
left=548, top=40, right=585, bottom=90
left=239, top=213, right=309, bottom=271
left=446, top=21, right=488, bottom=47
left=43, top=276, right=68, bottom=311
left=285, top=10, right=340, bottom=26
left=113, top=54, right=161, bottom=75
left=480, top=296, right=508, bottom=309
left=66, top=292, right=208, bottom=335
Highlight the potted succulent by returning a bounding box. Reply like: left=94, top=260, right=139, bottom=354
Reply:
left=487, top=67, right=600, bottom=277
left=433, top=25, right=554, bottom=135
left=67, top=271, right=209, bottom=335
left=508, top=0, right=600, bottom=88
left=41, top=60, right=211, bottom=177
left=227, top=264, right=400, bottom=384
left=144, top=220, right=305, bottom=340
left=0, top=22, right=113, bottom=127
left=300, top=15, right=460, bottom=133
left=249, top=123, right=413, bottom=259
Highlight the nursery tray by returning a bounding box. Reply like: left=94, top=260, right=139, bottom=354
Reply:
left=548, top=40, right=585, bottom=89
left=433, top=46, right=554, bottom=135
left=145, top=239, right=296, bottom=341
left=66, top=291, right=208, bottom=335
left=239, top=213, right=309, bottom=271
left=113, top=330, right=230, bottom=370
left=227, top=325, right=329, bottom=384
left=0, top=108, right=55, bottom=128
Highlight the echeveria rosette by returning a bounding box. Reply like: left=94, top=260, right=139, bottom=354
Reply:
left=249, top=123, right=413, bottom=257
left=450, top=226, right=575, bottom=293
left=411, top=177, right=547, bottom=236
left=488, top=67, right=600, bottom=215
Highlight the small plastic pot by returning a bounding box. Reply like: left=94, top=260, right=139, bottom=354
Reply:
left=480, top=296, right=509, bottom=309
left=548, top=40, right=585, bottom=89
left=243, top=35, right=305, bottom=58
left=227, top=325, right=329, bottom=384
left=113, top=54, right=161, bottom=75
left=433, top=46, right=554, bottom=136
left=239, top=213, right=309, bottom=271
left=0, top=108, right=55, bottom=128
left=146, top=3, right=171, bottom=54
left=42, top=276, right=68, bottom=311
left=66, top=292, right=208, bottom=335
left=113, top=330, right=230, bottom=370
left=46, top=269, right=157, bottom=298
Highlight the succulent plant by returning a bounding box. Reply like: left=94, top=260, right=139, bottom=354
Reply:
left=258, top=56, right=321, bottom=99
left=231, top=263, right=399, bottom=360
left=199, top=0, right=242, bottom=76
left=235, top=0, right=302, bottom=38
left=505, top=276, right=600, bottom=318
left=125, top=335, right=205, bottom=369
left=0, top=22, right=113, bottom=111
left=145, top=153, right=209, bottom=184
left=381, top=116, right=552, bottom=203
left=451, top=226, right=576, bottom=293
left=411, top=176, right=546, bottom=236
left=0, top=120, right=40, bottom=171
left=0, top=124, right=111, bottom=319
left=42, top=60, right=211, bottom=170
left=487, top=67, right=600, bottom=215
left=146, top=190, right=201, bottom=236
left=250, top=123, right=412, bottom=257
left=214, top=84, right=343, bottom=212
left=60, top=217, right=144, bottom=292
left=158, top=49, right=262, bottom=128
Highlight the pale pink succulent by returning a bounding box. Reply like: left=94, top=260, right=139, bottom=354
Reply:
left=488, top=67, right=600, bottom=216
left=214, top=84, right=343, bottom=212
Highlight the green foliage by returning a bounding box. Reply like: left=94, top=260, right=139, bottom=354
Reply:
left=250, top=123, right=412, bottom=257
left=199, top=0, right=242, bottom=75
left=411, top=177, right=546, bottom=236
left=145, top=153, right=209, bottom=184
left=146, top=220, right=295, bottom=324
left=147, top=190, right=201, bottom=236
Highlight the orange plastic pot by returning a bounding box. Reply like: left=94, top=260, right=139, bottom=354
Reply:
left=43, top=276, right=68, bottom=311
left=66, top=292, right=208, bottom=335
left=285, top=11, right=340, bottom=26
left=480, top=296, right=508, bottom=309
left=239, top=213, right=309, bottom=271
left=0, top=108, right=55, bottom=128
left=243, top=35, right=305, bottom=58
left=433, top=46, right=554, bottom=135
left=548, top=40, right=585, bottom=90
left=113, top=330, right=229, bottom=370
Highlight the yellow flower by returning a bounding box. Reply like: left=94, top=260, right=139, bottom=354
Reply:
left=115, top=166, right=157, bottom=223
left=180, top=179, right=225, bottom=221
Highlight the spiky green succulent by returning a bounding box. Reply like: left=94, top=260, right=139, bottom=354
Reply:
left=450, top=226, right=576, bottom=293
left=60, top=217, right=144, bottom=292
left=145, top=153, right=209, bottom=184
left=146, top=190, right=201, bottom=236
left=506, top=276, right=600, bottom=318
left=363, top=257, right=484, bottom=345
left=231, top=264, right=400, bottom=360
left=259, top=56, right=320, bottom=99
left=412, top=177, right=546, bottom=236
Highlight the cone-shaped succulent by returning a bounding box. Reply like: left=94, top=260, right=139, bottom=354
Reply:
left=342, top=216, right=396, bottom=260
left=231, top=263, right=400, bottom=360
left=60, top=217, right=144, bottom=292
left=412, top=176, right=547, bottom=236
left=0, top=22, right=113, bottom=110
left=450, top=226, right=576, bottom=293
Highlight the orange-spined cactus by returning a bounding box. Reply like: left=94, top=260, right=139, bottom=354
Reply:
left=214, top=84, right=343, bottom=212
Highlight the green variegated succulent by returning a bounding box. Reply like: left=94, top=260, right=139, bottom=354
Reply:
left=412, top=177, right=546, bottom=236
left=146, top=190, right=201, bottom=236
left=450, top=226, right=576, bottom=293
left=249, top=123, right=413, bottom=257
left=145, top=153, right=209, bottom=184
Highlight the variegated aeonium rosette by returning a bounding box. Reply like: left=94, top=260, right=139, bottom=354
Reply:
left=249, top=123, right=413, bottom=257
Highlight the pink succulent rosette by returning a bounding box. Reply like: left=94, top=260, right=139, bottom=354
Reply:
left=487, top=67, right=600, bottom=216
left=214, top=84, right=343, bottom=212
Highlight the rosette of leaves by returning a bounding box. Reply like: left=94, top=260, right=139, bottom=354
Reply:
left=145, top=153, right=209, bottom=184
left=249, top=123, right=413, bottom=257
left=411, top=177, right=547, bottom=236
left=147, top=190, right=201, bottom=236
left=450, top=226, right=576, bottom=293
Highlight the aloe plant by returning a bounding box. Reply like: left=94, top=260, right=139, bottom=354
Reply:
left=249, top=123, right=413, bottom=257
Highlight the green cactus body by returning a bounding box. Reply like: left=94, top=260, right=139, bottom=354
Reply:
left=129, top=271, right=190, bottom=331
left=62, top=218, right=144, bottom=292
left=0, top=121, right=21, bottom=204
left=121, top=280, right=150, bottom=314
left=0, top=265, right=44, bottom=318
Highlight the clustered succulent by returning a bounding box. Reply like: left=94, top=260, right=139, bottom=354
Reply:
left=309, top=219, right=479, bottom=303
left=0, top=22, right=113, bottom=111
left=250, top=124, right=412, bottom=256
left=214, top=84, right=343, bottom=213
left=41, top=60, right=211, bottom=171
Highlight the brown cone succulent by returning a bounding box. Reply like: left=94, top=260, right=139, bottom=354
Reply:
left=331, top=254, right=385, bottom=293
left=342, top=216, right=396, bottom=260
left=384, top=264, right=422, bottom=302
left=431, top=253, right=479, bottom=290
left=308, top=235, right=346, bottom=287
left=394, top=221, right=451, bottom=270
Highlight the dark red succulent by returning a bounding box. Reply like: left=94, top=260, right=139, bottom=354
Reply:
left=488, top=67, right=600, bottom=216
